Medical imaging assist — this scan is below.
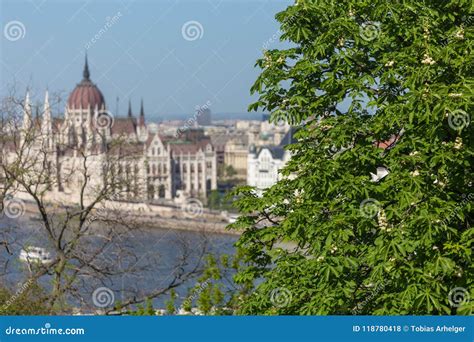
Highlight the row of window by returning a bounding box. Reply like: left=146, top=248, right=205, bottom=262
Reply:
left=150, top=147, right=161, bottom=156
left=106, top=161, right=214, bottom=177
left=109, top=164, right=139, bottom=177
left=175, top=162, right=212, bottom=173
left=147, top=163, right=168, bottom=175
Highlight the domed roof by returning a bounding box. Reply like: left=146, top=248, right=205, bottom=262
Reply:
left=67, top=56, right=105, bottom=110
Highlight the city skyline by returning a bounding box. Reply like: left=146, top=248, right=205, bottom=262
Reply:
left=1, top=0, right=292, bottom=120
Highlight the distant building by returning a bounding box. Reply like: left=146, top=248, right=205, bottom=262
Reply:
left=242, top=118, right=290, bottom=147
left=235, top=120, right=258, bottom=130
left=164, top=129, right=217, bottom=198
left=4, top=57, right=217, bottom=202
left=247, top=128, right=296, bottom=190
left=196, top=108, right=211, bottom=126
left=224, top=135, right=248, bottom=179
left=210, top=134, right=230, bottom=168
left=247, top=122, right=261, bottom=146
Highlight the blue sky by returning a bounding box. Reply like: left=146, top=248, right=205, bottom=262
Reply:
left=0, top=0, right=292, bottom=120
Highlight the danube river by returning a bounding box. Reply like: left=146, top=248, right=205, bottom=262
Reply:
left=0, top=213, right=237, bottom=312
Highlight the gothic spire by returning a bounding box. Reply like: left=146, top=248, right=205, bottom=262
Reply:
left=128, top=100, right=132, bottom=117
left=140, top=98, right=144, bottom=117
left=22, top=91, right=32, bottom=132
left=42, top=90, right=52, bottom=136
left=83, top=53, right=90, bottom=80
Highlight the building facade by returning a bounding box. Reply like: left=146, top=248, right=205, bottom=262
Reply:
left=4, top=58, right=217, bottom=203
left=224, top=135, right=248, bottom=180
left=247, top=128, right=296, bottom=190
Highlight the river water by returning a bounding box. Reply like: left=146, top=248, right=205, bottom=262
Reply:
left=0, top=214, right=237, bottom=312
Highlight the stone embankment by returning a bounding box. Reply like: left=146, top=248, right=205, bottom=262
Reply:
left=14, top=192, right=239, bottom=236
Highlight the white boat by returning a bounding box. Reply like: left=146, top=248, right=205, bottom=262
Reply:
left=227, top=214, right=240, bottom=224
left=19, top=246, right=53, bottom=264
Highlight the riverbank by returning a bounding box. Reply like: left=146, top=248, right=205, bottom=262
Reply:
left=16, top=197, right=240, bottom=236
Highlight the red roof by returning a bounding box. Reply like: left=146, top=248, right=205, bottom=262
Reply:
left=67, top=80, right=105, bottom=110
left=169, top=138, right=212, bottom=155
left=111, top=118, right=137, bottom=135
left=67, top=56, right=105, bottom=110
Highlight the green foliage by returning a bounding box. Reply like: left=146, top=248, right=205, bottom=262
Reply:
left=207, top=190, right=222, bottom=210
left=165, top=289, right=177, bottom=315
left=126, top=298, right=156, bottom=316
left=182, top=290, right=193, bottom=312
left=0, top=282, right=50, bottom=315
left=114, top=300, right=123, bottom=312
left=232, top=0, right=473, bottom=315
left=225, top=165, right=238, bottom=178
left=218, top=164, right=239, bottom=179
left=145, top=298, right=155, bottom=315
left=197, top=285, right=213, bottom=314
left=135, top=304, right=145, bottom=316
left=188, top=252, right=252, bottom=315
left=207, top=190, right=237, bottom=211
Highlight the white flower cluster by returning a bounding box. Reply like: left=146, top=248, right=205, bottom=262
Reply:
left=454, top=137, right=463, bottom=150
left=454, top=27, right=464, bottom=39
left=377, top=209, right=391, bottom=232
left=421, top=53, right=436, bottom=65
